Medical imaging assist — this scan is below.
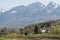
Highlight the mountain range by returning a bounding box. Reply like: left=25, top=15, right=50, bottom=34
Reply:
left=0, top=1, right=60, bottom=28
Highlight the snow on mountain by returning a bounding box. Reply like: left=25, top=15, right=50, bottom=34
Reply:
left=0, top=9, right=6, bottom=13
left=10, top=11, right=16, bottom=13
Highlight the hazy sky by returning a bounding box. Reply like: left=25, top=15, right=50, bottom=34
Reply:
left=0, top=0, right=60, bottom=10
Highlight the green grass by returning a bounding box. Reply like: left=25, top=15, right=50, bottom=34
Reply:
left=0, top=34, right=60, bottom=40
left=0, top=33, right=60, bottom=40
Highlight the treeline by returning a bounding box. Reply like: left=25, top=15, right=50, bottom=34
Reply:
left=0, top=19, right=60, bottom=36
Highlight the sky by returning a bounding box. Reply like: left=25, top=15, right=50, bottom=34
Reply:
left=0, top=0, right=60, bottom=10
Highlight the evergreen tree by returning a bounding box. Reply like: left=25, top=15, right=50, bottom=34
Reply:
left=34, top=26, right=38, bottom=34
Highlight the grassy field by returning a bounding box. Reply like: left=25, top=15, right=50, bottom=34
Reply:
left=0, top=33, right=60, bottom=40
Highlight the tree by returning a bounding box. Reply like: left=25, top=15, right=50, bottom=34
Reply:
left=34, top=26, right=38, bottom=34
left=24, top=32, right=28, bottom=35
left=20, top=28, right=23, bottom=34
left=0, top=27, right=7, bottom=35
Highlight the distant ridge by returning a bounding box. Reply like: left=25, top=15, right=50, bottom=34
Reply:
left=0, top=1, right=60, bottom=28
